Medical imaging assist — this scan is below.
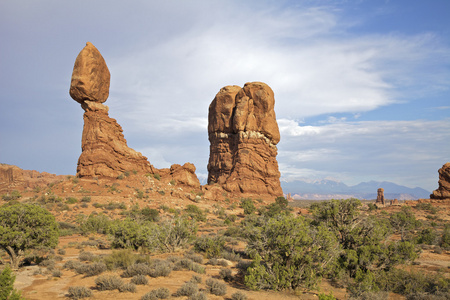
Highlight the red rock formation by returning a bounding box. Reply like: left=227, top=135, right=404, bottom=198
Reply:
left=0, top=164, right=65, bottom=193
left=70, top=42, right=154, bottom=178
left=207, top=82, right=282, bottom=196
left=376, top=188, right=385, bottom=205
left=430, top=162, right=450, bottom=200
left=169, top=163, right=201, bottom=188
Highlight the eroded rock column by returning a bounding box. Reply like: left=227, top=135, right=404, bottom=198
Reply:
left=70, top=42, right=154, bottom=178
left=207, top=82, right=282, bottom=196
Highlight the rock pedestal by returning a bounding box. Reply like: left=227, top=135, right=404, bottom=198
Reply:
left=430, top=162, right=450, bottom=200
left=70, top=42, right=154, bottom=178
left=207, top=82, right=282, bottom=196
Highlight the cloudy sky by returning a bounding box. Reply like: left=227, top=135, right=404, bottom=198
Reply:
left=1, top=0, right=449, bottom=192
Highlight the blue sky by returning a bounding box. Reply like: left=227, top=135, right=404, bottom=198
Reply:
left=0, top=0, right=449, bottom=192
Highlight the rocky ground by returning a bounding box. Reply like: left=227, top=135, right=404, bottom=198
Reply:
left=1, top=168, right=449, bottom=300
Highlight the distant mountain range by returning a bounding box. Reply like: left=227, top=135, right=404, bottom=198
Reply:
left=281, top=179, right=430, bottom=200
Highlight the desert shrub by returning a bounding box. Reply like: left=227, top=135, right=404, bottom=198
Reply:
left=119, top=282, right=137, bottom=293
left=175, top=281, right=199, bottom=296
left=58, top=221, right=79, bottom=236
left=417, top=228, right=438, bottom=245
left=184, top=205, right=207, bottom=222
left=244, top=213, right=339, bottom=291
left=67, top=286, right=92, bottom=299
left=80, top=196, right=91, bottom=203
left=141, top=287, right=170, bottom=300
left=80, top=213, right=111, bottom=234
left=95, top=274, right=124, bottom=291
left=121, top=263, right=152, bottom=277
left=174, top=258, right=206, bottom=274
left=240, top=198, right=256, bottom=215
left=189, top=292, right=207, bottom=300
left=66, top=197, right=78, bottom=204
left=103, top=249, right=139, bottom=270
left=139, top=207, right=160, bottom=222
left=231, top=291, right=248, bottom=300
left=52, top=269, right=62, bottom=277
left=57, top=248, right=66, bottom=255
left=415, top=203, right=438, bottom=214
left=194, top=235, right=225, bottom=258
left=131, top=274, right=148, bottom=285
left=190, top=274, right=202, bottom=283
left=148, top=260, right=173, bottom=277
left=221, top=250, right=241, bottom=261
left=440, top=224, right=450, bottom=248
left=39, top=258, right=56, bottom=270
left=206, top=278, right=227, bottom=296
left=109, top=218, right=158, bottom=250
left=389, top=206, right=422, bottom=242
left=78, top=251, right=95, bottom=261
left=259, top=196, right=292, bottom=217
left=153, top=173, right=161, bottom=180
left=219, top=268, right=233, bottom=281
left=184, top=252, right=203, bottom=264
left=318, top=292, right=336, bottom=300
left=75, top=262, right=107, bottom=277
left=2, top=190, right=22, bottom=201
left=156, top=217, right=198, bottom=252
left=63, top=260, right=81, bottom=270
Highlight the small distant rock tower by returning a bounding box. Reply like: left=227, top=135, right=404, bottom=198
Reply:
left=430, top=162, right=450, bottom=200
left=376, top=188, right=385, bottom=205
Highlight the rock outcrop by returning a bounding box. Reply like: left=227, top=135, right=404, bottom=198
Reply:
left=430, top=162, right=450, bottom=200
left=376, top=188, right=385, bottom=205
left=70, top=42, right=154, bottom=178
left=207, top=82, right=282, bottom=196
left=169, top=163, right=201, bottom=188
left=0, top=164, right=65, bottom=194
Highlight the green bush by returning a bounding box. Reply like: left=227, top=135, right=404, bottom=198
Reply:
left=67, top=286, right=92, bottom=299
left=0, top=203, right=59, bottom=269
left=417, top=228, right=437, bottom=245
left=1, top=190, right=22, bottom=201
left=240, top=198, right=256, bottom=215
left=441, top=224, right=450, bottom=248
left=66, top=197, right=78, bottom=204
left=80, top=213, right=111, bottom=235
left=148, top=260, right=173, bottom=278
left=244, top=214, right=338, bottom=291
left=184, top=205, right=207, bottom=222
left=194, top=235, right=225, bottom=258
left=103, top=249, right=139, bottom=270
left=0, top=265, right=25, bottom=300
left=80, top=196, right=91, bottom=203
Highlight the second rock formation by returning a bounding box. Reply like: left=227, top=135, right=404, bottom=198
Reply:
left=207, top=82, right=282, bottom=196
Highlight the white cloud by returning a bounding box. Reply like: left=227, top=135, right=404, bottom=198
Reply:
left=278, top=119, right=450, bottom=190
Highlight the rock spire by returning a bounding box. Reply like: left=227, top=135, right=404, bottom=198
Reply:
left=70, top=42, right=154, bottom=178
left=430, top=162, right=450, bottom=200
left=207, top=82, right=282, bottom=196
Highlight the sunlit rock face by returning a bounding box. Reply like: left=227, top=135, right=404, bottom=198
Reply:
left=70, top=42, right=154, bottom=178
left=430, top=162, right=450, bottom=200
left=207, top=82, right=282, bottom=196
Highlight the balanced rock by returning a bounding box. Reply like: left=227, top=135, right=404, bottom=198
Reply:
left=207, top=82, right=282, bottom=196
left=70, top=42, right=154, bottom=178
left=70, top=42, right=110, bottom=104
left=430, top=162, right=450, bottom=200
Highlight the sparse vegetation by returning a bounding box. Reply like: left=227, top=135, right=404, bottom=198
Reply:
left=67, top=286, right=92, bottom=299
